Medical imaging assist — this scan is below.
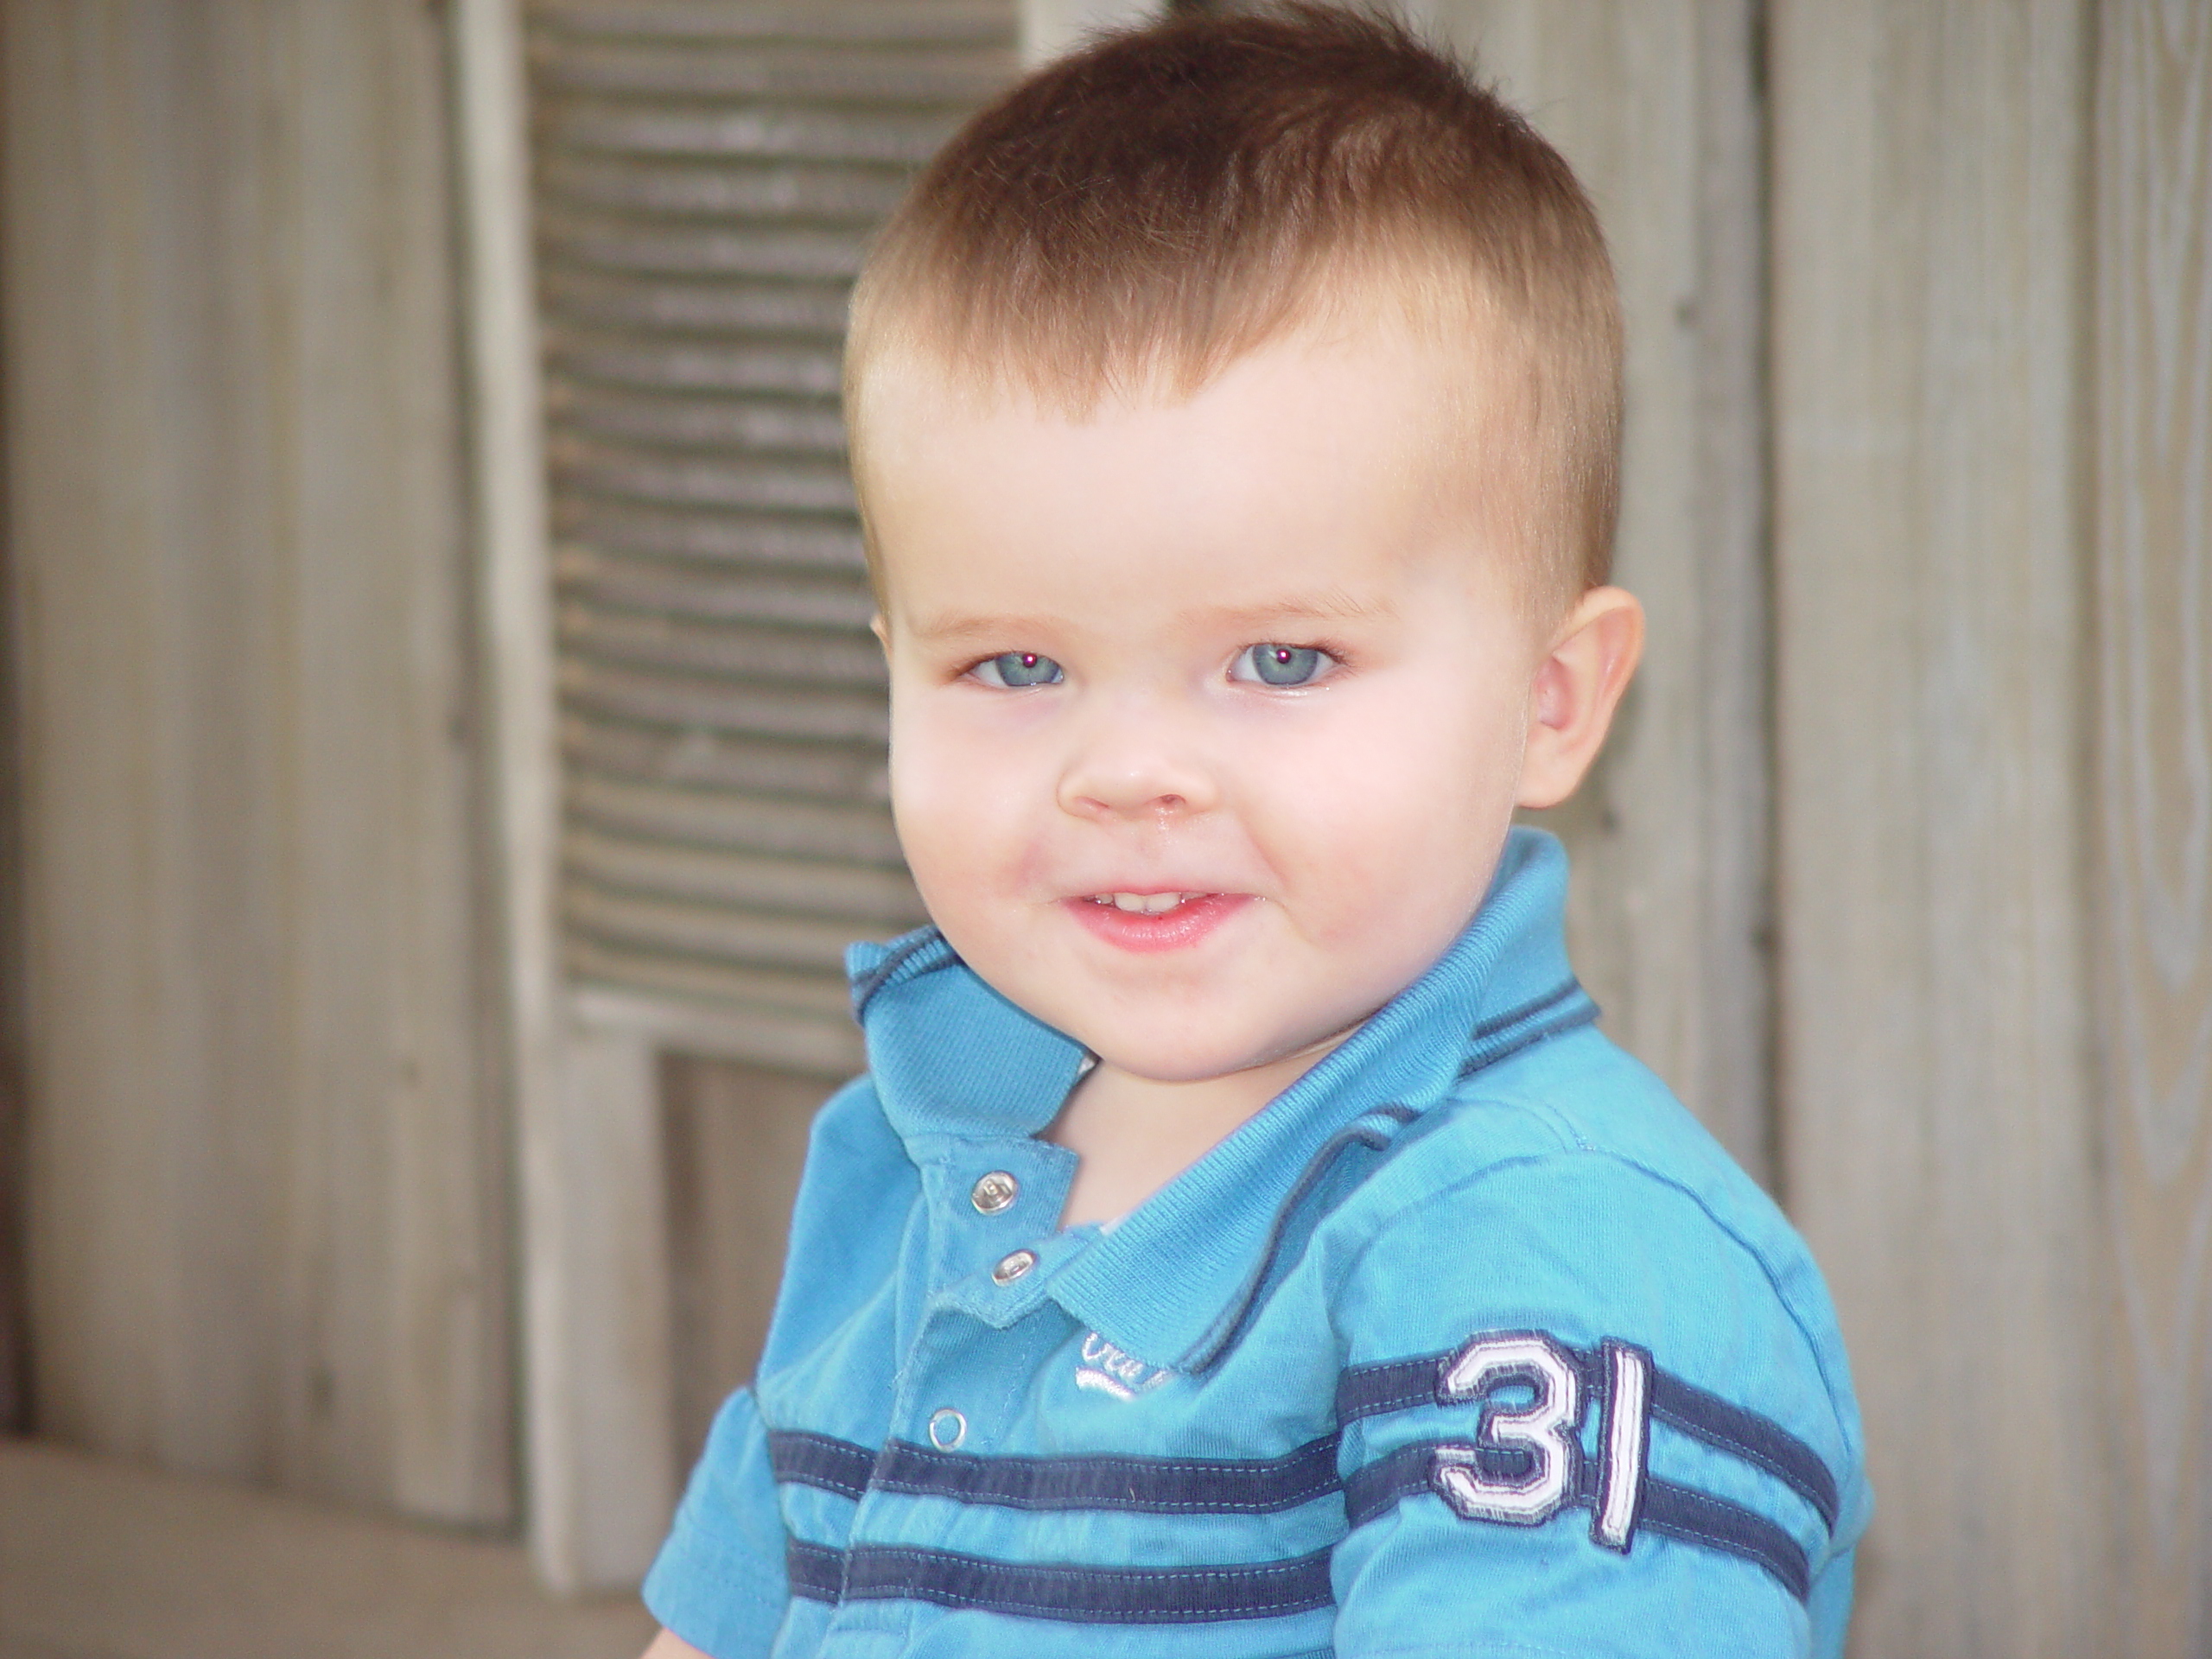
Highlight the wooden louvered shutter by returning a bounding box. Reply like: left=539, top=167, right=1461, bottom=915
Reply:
left=525, top=2, right=1018, bottom=1076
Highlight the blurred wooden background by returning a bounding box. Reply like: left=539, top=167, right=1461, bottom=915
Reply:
left=0, top=1, right=2205, bottom=1655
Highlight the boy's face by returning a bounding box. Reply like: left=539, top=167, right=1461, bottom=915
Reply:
left=862, top=326, right=1555, bottom=1086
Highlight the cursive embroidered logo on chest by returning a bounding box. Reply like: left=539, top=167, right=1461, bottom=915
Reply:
left=1075, top=1332, right=1173, bottom=1401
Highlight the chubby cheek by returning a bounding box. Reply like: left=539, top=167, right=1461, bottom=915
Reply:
left=1243, top=692, right=1522, bottom=952
left=887, top=690, right=1048, bottom=924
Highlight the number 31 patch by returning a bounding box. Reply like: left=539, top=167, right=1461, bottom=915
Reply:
left=1431, top=1330, right=1650, bottom=1553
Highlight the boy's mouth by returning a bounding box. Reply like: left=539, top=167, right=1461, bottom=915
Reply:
left=1086, top=890, right=1209, bottom=915
left=1065, top=890, right=1248, bottom=953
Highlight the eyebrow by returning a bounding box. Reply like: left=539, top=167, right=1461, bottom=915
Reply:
left=902, top=591, right=1390, bottom=645
left=1184, top=591, right=1393, bottom=629
left=900, top=613, right=1067, bottom=648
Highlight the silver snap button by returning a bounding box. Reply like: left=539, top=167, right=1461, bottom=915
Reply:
left=928, top=1408, right=966, bottom=1451
left=970, top=1171, right=1020, bottom=1214
left=992, top=1249, right=1037, bottom=1285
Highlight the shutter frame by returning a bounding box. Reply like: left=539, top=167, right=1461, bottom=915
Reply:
left=529, top=1, right=1016, bottom=1076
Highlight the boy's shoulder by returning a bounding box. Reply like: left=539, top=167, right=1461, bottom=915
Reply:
left=1324, top=1018, right=1858, bottom=1416
left=1312, top=1021, right=1869, bottom=1616
left=1340, top=1020, right=1826, bottom=1323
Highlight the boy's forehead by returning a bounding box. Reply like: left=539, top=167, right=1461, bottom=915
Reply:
left=855, top=313, right=1502, bottom=498
left=855, top=315, right=1548, bottom=620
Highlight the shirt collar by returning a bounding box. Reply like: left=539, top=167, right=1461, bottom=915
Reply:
left=844, top=825, right=1592, bottom=1372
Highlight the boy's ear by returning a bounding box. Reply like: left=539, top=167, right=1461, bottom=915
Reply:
left=1515, top=585, right=1644, bottom=811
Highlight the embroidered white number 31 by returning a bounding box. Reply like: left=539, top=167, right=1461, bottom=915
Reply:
left=1430, top=1330, right=1650, bottom=1550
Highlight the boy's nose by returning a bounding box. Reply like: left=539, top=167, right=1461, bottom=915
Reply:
left=1055, top=708, right=1219, bottom=820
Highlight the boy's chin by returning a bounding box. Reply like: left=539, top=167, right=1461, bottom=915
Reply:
left=1080, top=1020, right=1357, bottom=1088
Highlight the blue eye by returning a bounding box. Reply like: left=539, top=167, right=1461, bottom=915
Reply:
left=1233, top=645, right=1331, bottom=687
left=973, top=651, right=1064, bottom=688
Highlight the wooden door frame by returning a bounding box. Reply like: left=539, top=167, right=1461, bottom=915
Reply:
left=454, top=0, right=674, bottom=1592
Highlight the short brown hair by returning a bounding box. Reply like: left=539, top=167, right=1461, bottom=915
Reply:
left=846, top=3, right=1622, bottom=599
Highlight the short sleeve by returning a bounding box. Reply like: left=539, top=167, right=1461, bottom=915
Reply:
left=643, top=1388, right=791, bottom=1658
left=1328, top=1152, right=1865, bottom=1659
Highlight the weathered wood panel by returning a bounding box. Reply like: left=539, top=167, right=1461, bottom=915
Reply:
left=0, top=453, right=22, bottom=1435
left=1416, top=0, right=1774, bottom=1180
left=1770, top=2, right=2104, bottom=1652
left=2092, top=0, right=2212, bottom=1651
left=662, top=1056, right=823, bottom=1470
left=3, top=3, right=511, bottom=1523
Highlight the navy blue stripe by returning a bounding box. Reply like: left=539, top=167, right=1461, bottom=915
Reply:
left=1465, top=978, right=1585, bottom=1044
left=795, top=1543, right=1334, bottom=1624
left=787, top=1537, right=846, bottom=1601
left=1458, top=1000, right=1600, bottom=1076
left=1339, top=1442, right=1811, bottom=1602
left=1649, top=1370, right=1840, bottom=1530
left=771, top=1429, right=1342, bottom=1515
left=768, top=1430, right=874, bottom=1499
left=1339, top=1440, right=1427, bottom=1529
left=1640, top=1478, right=1811, bottom=1600
left=873, top=1435, right=1341, bottom=1513
left=1335, top=1356, right=1439, bottom=1423
left=848, top=928, right=953, bottom=1020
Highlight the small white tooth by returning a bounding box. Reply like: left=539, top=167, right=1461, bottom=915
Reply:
left=1105, top=891, right=1188, bottom=914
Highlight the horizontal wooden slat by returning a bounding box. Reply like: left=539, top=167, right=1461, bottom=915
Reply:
left=535, top=1, right=1013, bottom=49
left=556, top=548, right=874, bottom=625
left=567, top=772, right=903, bottom=865
left=540, top=269, right=849, bottom=340
left=559, top=607, right=885, bottom=688
left=559, top=657, right=888, bottom=743
left=555, top=504, right=864, bottom=569
left=550, top=388, right=847, bottom=456
left=563, top=936, right=852, bottom=1023
left=567, top=826, right=923, bottom=925
left=571, top=982, right=864, bottom=1079
left=546, top=332, right=842, bottom=398
left=535, top=42, right=1011, bottom=105
left=565, top=880, right=883, bottom=976
left=538, top=155, right=909, bottom=224
left=554, top=450, right=852, bottom=513
left=542, top=101, right=963, bottom=165
left=539, top=212, right=872, bottom=279
left=552, top=438, right=853, bottom=511
left=561, top=716, right=887, bottom=804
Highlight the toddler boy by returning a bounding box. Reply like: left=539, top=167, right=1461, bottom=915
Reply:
left=642, top=7, right=1868, bottom=1656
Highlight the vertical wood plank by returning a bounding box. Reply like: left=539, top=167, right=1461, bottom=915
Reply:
left=531, top=1019, right=677, bottom=1590
left=2091, top=0, right=2212, bottom=1649
left=1770, top=1, right=2105, bottom=1651
left=0, top=158, right=25, bottom=1438
left=663, top=1058, right=824, bottom=1471
left=1413, top=0, right=1776, bottom=1180
left=9, top=2, right=293, bottom=1480
left=3, top=0, right=510, bottom=1524
left=279, top=1, right=513, bottom=1525
left=452, top=0, right=611, bottom=1585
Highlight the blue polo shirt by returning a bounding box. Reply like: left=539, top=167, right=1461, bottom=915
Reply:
left=645, top=829, right=1869, bottom=1656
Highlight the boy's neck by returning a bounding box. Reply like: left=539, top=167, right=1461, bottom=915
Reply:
left=1045, top=1036, right=1351, bottom=1229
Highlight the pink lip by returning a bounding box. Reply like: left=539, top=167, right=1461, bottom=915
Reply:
left=1064, top=892, right=1250, bottom=954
